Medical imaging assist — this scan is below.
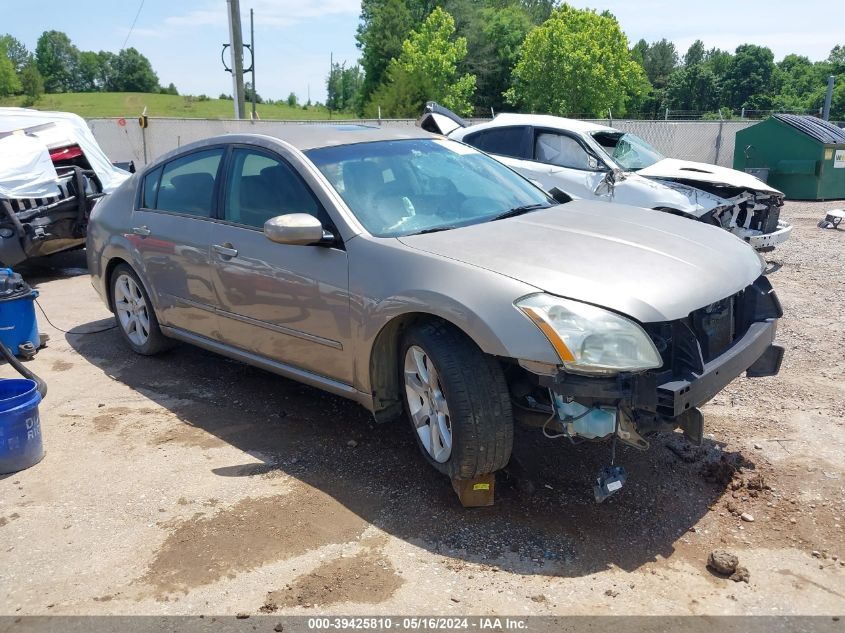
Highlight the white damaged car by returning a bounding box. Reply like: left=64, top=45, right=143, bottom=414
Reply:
left=420, top=103, right=791, bottom=251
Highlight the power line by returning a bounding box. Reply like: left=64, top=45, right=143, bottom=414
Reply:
left=121, top=0, right=146, bottom=51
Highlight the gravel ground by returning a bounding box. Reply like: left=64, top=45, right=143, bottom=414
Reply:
left=0, top=200, right=843, bottom=616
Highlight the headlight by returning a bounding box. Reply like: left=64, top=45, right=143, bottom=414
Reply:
left=516, top=294, right=662, bottom=375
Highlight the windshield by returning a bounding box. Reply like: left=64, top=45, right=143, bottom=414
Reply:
left=591, top=131, right=664, bottom=171
left=306, top=139, right=552, bottom=237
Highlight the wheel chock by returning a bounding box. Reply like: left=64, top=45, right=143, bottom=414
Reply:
left=451, top=473, right=495, bottom=507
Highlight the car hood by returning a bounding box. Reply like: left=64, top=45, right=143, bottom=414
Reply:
left=398, top=201, right=763, bottom=323
left=637, top=158, right=782, bottom=195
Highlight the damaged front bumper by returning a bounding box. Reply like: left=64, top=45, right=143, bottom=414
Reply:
left=745, top=220, right=792, bottom=251
left=0, top=167, right=102, bottom=266
left=534, top=276, right=783, bottom=448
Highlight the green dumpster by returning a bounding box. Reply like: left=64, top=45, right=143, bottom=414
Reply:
left=734, top=114, right=845, bottom=200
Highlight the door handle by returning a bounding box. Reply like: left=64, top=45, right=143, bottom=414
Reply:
left=131, top=225, right=151, bottom=237
left=213, top=243, right=239, bottom=259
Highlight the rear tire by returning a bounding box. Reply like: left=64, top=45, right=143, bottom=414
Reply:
left=400, top=321, right=513, bottom=479
left=110, top=264, right=173, bottom=356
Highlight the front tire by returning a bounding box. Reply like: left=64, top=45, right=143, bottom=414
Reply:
left=400, top=321, right=513, bottom=479
left=111, top=264, right=173, bottom=356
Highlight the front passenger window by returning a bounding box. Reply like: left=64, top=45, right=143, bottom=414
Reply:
left=224, top=149, right=326, bottom=230
left=535, top=132, right=597, bottom=171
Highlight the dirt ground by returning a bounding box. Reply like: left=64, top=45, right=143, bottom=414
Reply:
left=0, top=200, right=843, bottom=616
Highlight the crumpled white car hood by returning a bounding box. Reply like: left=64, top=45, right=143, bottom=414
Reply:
left=0, top=107, right=130, bottom=198
left=638, top=158, right=782, bottom=195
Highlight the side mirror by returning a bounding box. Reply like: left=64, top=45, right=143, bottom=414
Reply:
left=264, top=213, right=328, bottom=246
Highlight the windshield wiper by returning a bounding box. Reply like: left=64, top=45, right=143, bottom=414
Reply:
left=489, top=203, right=550, bottom=222
left=411, top=225, right=462, bottom=235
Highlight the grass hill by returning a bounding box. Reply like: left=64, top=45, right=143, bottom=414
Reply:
left=0, top=92, right=353, bottom=120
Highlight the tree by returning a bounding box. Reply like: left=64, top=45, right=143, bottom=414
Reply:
left=35, top=30, right=79, bottom=92
left=366, top=64, right=433, bottom=117
left=506, top=5, right=649, bottom=116
left=463, top=4, right=533, bottom=112
left=326, top=62, right=345, bottom=111
left=684, top=39, right=706, bottom=67
left=723, top=44, right=775, bottom=109
left=0, top=35, right=29, bottom=73
left=0, top=54, right=20, bottom=97
left=369, top=7, right=476, bottom=117
left=518, top=0, right=557, bottom=24
left=327, top=62, right=364, bottom=112
left=630, top=38, right=648, bottom=66
left=287, top=92, right=298, bottom=107
left=244, top=81, right=263, bottom=104
left=76, top=51, right=100, bottom=92
left=95, top=51, right=118, bottom=91
left=665, top=64, right=720, bottom=112
left=641, top=38, right=678, bottom=89
left=111, top=47, right=159, bottom=92
left=356, top=0, right=414, bottom=105
left=160, top=82, right=179, bottom=95
left=19, top=60, right=44, bottom=105
left=704, top=47, right=732, bottom=77
left=828, top=44, right=845, bottom=75
left=774, top=55, right=821, bottom=104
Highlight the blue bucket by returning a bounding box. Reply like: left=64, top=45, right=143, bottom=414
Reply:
left=0, top=378, right=44, bottom=474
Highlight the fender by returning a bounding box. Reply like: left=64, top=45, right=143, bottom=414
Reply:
left=346, top=236, right=561, bottom=396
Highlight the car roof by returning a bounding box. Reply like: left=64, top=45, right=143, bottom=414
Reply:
left=147, top=125, right=442, bottom=170
left=207, top=125, right=438, bottom=152
left=478, top=113, right=616, bottom=135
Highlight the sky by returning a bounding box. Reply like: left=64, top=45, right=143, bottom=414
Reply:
left=2, top=0, right=841, bottom=105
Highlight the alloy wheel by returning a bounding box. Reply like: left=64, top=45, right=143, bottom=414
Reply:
left=404, top=345, right=452, bottom=463
left=114, top=274, right=151, bottom=347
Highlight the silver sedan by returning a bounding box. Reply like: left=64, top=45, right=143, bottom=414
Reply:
left=87, top=126, right=783, bottom=498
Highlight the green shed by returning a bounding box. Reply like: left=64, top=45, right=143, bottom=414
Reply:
left=734, top=114, right=845, bottom=200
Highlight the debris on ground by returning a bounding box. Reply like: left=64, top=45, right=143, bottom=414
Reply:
left=707, top=549, right=739, bottom=575
left=730, top=566, right=750, bottom=583
left=259, top=601, right=279, bottom=613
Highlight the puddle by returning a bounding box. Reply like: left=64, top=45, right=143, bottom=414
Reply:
left=140, top=489, right=368, bottom=596
left=264, top=548, right=403, bottom=609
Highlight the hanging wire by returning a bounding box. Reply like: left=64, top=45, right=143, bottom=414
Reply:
left=542, top=389, right=592, bottom=443
left=121, top=0, right=146, bottom=51
left=35, top=299, right=116, bottom=335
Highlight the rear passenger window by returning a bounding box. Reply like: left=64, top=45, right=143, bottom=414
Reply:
left=464, top=127, right=528, bottom=159
left=155, top=149, right=224, bottom=217
left=141, top=166, right=162, bottom=209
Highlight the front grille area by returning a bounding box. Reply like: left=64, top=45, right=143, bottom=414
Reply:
left=759, top=203, right=782, bottom=234
left=691, top=296, right=735, bottom=362
left=643, top=275, right=782, bottom=382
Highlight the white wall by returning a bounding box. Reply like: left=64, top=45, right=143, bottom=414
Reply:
left=88, top=117, right=757, bottom=169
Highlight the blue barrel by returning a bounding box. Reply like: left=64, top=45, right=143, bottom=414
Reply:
left=0, top=378, right=44, bottom=474
left=0, top=268, right=39, bottom=356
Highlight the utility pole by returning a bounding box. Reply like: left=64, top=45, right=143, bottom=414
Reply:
left=226, top=0, right=246, bottom=119
left=822, top=75, right=835, bottom=121
left=329, top=52, right=333, bottom=119
left=249, top=8, right=256, bottom=120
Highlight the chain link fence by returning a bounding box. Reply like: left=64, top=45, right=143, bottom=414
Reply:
left=89, top=116, right=758, bottom=169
